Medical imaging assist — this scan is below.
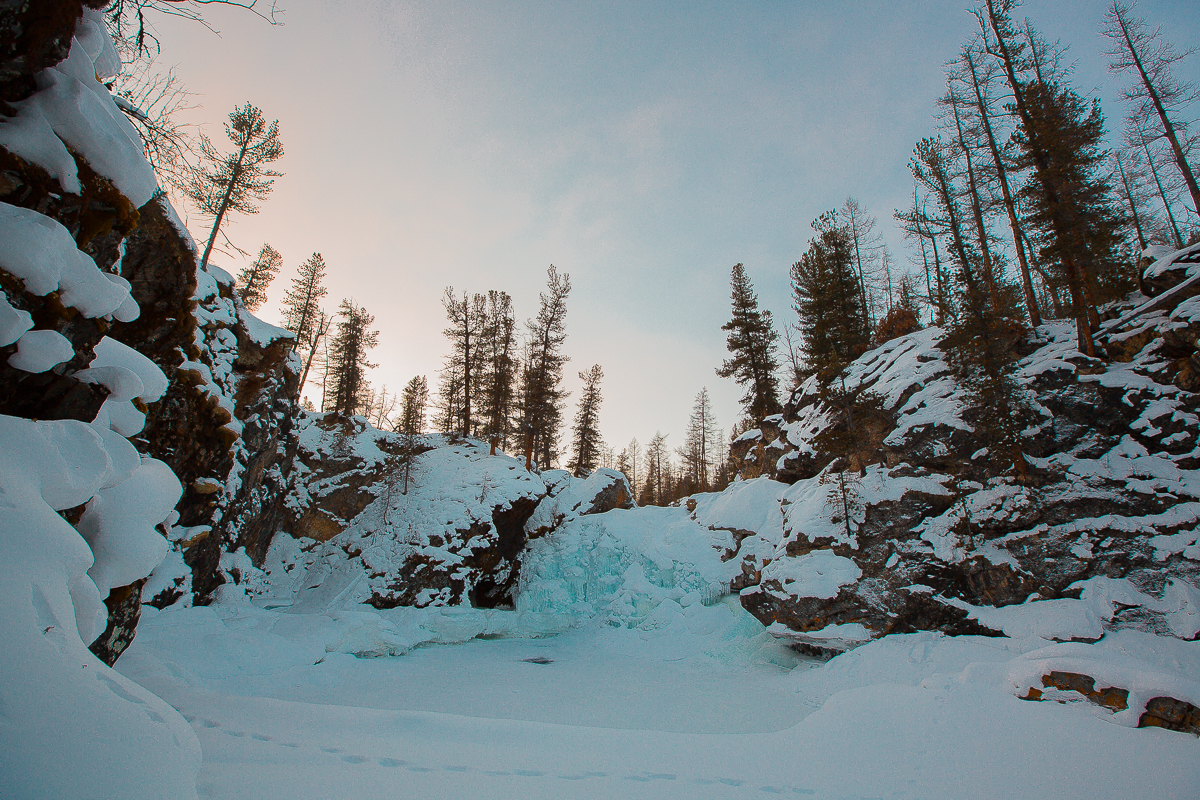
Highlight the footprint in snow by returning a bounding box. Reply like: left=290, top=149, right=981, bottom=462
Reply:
left=377, top=758, right=406, bottom=767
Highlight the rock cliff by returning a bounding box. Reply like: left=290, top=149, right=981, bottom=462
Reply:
left=721, top=247, right=1200, bottom=654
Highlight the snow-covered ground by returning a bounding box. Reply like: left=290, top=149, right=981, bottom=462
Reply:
left=118, top=560, right=1199, bottom=800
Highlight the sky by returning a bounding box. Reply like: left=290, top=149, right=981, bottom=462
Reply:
left=143, top=0, right=1200, bottom=463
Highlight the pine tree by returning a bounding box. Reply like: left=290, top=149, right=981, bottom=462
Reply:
left=234, top=243, right=281, bottom=311
left=520, top=265, right=571, bottom=470
left=189, top=102, right=283, bottom=272
left=716, top=264, right=781, bottom=425
left=568, top=364, right=604, bottom=477
left=791, top=212, right=871, bottom=382
left=327, top=298, right=379, bottom=417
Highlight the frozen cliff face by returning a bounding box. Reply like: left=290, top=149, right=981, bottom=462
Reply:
left=0, top=4, right=206, bottom=797
left=714, top=269, right=1200, bottom=656
left=252, top=415, right=635, bottom=615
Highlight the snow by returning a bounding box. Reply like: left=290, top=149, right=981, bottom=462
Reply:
left=0, top=101, right=82, bottom=194
left=26, top=40, right=158, bottom=207
left=0, top=414, right=199, bottom=799
left=109, top=580, right=1200, bottom=800
left=757, top=548, right=862, bottom=601
left=78, top=458, right=181, bottom=596
left=239, top=305, right=295, bottom=348
left=7, top=328, right=74, bottom=372
left=0, top=201, right=135, bottom=317
left=0, top=292, right=34, bottom=347
left=90, top=335, right=171, bottom=401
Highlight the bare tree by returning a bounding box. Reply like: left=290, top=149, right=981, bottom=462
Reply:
left=103, top=0, right=282, bottom=58
left=1104, top=1, right=1200, bottom=219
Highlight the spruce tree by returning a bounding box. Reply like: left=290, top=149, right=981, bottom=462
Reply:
left=716, top=264, right=781, bottom=425
left=568, top=364, right=604, bottom=477
left=234, top=243, right=281, bottom=311
left=327, top=299, right=379, bottom=417
left=791, top=212, right=871, bottom=382
left=189, top=102, right=283, bottom=272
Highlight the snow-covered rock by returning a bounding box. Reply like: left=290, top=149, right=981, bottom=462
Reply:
left=718, top=299, right=1200, bottom=656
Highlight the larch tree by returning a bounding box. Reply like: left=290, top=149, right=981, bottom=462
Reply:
left=234, top=243, right=281, bottom=311
left=327, top=299, right=379, bottom=417
left=440, top=288, right=487, bottom=437
left=520, top=266, right=572, bottom=470
left=1129, top=115, right=1187, bottom=247
left=623, top=437, right=641, bottom=499
left=280, top=253, right=329, bottom=400
left=1104, top=1, right=1200, bottom=221
left=841, top=198, right=884, bottom=328
left=979, top=0, right=1122, bottom=356
left=912, top=137, right=1032, bottom=478
left=568, top=364, right=604, bottom=477
left=716, top=264, right=781, bottom=425
left=188, top=102, right=283, bottom=273
left=479, top=290, right=518, bottom=453
left=679, top=387, right=719, bottom=493
left=957, top=43, right=1042, bottom=326
left=639, top=432, right=670, bottom=507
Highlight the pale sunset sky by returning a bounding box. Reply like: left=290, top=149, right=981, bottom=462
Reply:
left=145, top=0, right=1199, bottom=461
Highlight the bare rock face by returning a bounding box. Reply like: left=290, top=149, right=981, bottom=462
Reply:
left=722, top=283, right=1200, bottom=653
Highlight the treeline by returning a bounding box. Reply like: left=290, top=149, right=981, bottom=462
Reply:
left=689, top=0, right=1200, bottom=491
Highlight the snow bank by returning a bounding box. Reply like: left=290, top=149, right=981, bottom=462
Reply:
left=0, top=414, right=199, bottom=798
left=0, top=201, right=136, bottom=318
left=8, top=328, right=74, bottom=372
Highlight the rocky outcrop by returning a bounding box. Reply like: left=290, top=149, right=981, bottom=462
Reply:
left=257, top=418, right=635, bottom=612
left=0, top=0, right=300, bottom=660
left=717, top=259, right=1200, bottom=653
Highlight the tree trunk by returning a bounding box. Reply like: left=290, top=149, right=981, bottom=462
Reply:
left=1115, top=7, right=1200, bottom=217
left=1116, top=152, right=1149, bottom=251
left=198, top=139, right=249, bottom=272
left=984, top=0, right=1096, bottom=355
left=964, top=49, right=1042, bottom=326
